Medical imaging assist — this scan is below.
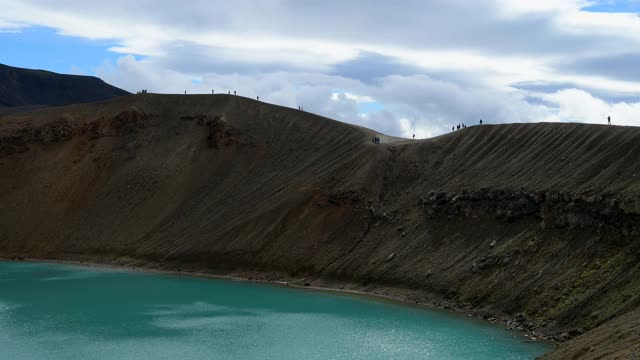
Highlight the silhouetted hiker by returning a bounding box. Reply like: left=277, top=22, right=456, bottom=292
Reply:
left=228, top=91, right=230, bottom=94
left=480, top=119, right=483, bottom=125
left=608, top=116, right=611, bottom=125
left=212, top=90, right=214, bottom=94
left=257, top=96, right=260, bottom=101
left=234, top=91, right=236, bottom=96
left=457, top=124, right=460, bottom=130
left=413, top=133, right=415, bottom=140
left=452, top=126, right=455, bottom=132
left=184, top=90, right=187, bottom=94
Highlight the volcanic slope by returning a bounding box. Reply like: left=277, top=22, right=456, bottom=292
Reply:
left=0, top=64, right=129, bottom=114
left=1, top=94, right=640, bottom=358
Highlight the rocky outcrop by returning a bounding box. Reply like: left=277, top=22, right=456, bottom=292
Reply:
left=205, top=116, right=234, bottom=148
left=328, top=190, right=361, bottom=205
left=420, top=190, right=640, bottom=237
left=0, top=118, right=77, bottom=157
left=108, top=109, right=146, bottom=136
left=0, top=135, right=29, bottom=157
left=179, top=113, right=240, bottom=148
left=0, top=109, right=150, bottom=157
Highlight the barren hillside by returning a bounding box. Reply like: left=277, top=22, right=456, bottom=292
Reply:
left=1, top=94, right=639, bottom=358
left=0, top=64, right=129, bottom=112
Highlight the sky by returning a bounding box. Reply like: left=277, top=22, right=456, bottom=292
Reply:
left=1, top=0, right=640, bottom=137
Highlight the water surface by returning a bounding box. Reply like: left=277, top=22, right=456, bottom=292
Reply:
left=0, top=261, right=551, bottom=359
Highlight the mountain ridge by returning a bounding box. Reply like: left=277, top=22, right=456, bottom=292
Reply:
left=0, top=64, right=129, bottom=112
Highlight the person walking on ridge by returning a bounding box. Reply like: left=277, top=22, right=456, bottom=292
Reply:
left=608, top=116, right=611, bottom=125
left=480, top=119, right=483, bottom=125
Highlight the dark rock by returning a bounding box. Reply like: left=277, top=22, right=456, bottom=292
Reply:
left=328, top=190, right=361, bottom=205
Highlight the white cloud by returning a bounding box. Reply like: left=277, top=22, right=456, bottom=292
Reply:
left=0, top=18, right=25, bottom=32
left=2, top=0, right=640, bottom=136
left=540, top=89, right=640, bottom=126
left=494, top=0, right=587, bottom=15
left=331, top=92, right=375, bottom=104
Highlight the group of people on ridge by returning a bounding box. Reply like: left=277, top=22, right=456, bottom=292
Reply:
left=449, top=118, right=487, bottom=132
left=453, top=122, right=468, bottom=131
left=184, top=89, right=306, bottom=110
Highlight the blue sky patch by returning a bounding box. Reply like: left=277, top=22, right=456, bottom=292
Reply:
left=359, top=101, right=385, bottom=114
left=0, top=26, right=119, bottom=75
left=583, top=1, right=640, bottom=13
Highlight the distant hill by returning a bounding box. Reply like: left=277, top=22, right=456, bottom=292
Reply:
left=0, top=64, right=129, bottom=111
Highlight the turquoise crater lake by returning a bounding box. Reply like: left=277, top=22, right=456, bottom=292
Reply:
left=0, top=261, right=551, bottom=359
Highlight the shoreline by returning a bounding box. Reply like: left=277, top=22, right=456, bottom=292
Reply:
left=0, top=255, right=556, bottom=347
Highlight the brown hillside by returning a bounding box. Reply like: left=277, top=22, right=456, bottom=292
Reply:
left=1, top=94, right=639, bottom=358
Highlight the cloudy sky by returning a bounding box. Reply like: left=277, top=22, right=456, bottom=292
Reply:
left=1, top=0, right=640, bottom=137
